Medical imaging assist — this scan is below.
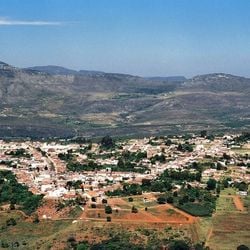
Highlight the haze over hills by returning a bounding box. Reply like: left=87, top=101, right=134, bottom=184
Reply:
left=27, top=65, right=106, bottom=77
left=0, top=61, right=249, bottom=138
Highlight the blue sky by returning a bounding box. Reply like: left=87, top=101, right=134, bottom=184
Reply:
left=0, top=0, right=250, bottom=77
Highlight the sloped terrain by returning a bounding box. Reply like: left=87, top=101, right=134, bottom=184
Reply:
left=0, top=61, right=249, bottom=138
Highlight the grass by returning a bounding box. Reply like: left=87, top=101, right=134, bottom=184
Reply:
left=122, top=197, right=157, bottom=209
left=208, top=213, right=250, bottom=250
left=216, top=195, right=236, bottom=212
left=166, top=208, right=177, bottom=215
left=206, top=190, right=250, bottom=250
left=0, top=211, right=72, bottom=250
left=220, top=187, right=237, bottom=195
left=0, top=210, right=195, bottom=249
left=242, top=195, right=250, bottom=212
left=196, top=217, right=213, bottom=243
left=68, top=206, right=83, bottom=218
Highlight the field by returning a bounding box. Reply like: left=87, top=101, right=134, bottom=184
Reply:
left=0, top=193, right=200, bottom=249
left=0, top=210, right=197, bottom=250
left=80, top=195, right=196, bottom=225
left=205, top=188, right=250, bottom=250
left=0, top=211, right=72, bottom=249
left=1, top=190, right=250, bottom=249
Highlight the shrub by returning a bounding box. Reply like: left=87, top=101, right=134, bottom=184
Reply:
left=169, top=240, right=190, bottom=250
left=128, top=197, right=133, bottom=202
left=178, top=202, right=214, bottom=216
left=1, top=240, right=9, bottom=248
left=131, top=206, right=138, bottom=213
left=6, top=218, right=16, bottom=226
left=237, top=245, right=250, bottom=250
left=33, top=214, right=40, bottom=224
left=167, top=196, right=174, bottom=203
left=67, top=236, right=77, bottom=248
left=102, top=199, right=107, bottom=204
left=157, top=197, right=166, bottom=204
left=105, top=205, right=112, bottom=214
left=91, top=203, right=97, bottom=208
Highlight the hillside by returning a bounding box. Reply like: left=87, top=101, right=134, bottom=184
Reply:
left=0, top=62, right=249, bottom=138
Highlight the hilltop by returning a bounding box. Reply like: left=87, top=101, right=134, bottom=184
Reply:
left=0, top=61, right=249, bottom=138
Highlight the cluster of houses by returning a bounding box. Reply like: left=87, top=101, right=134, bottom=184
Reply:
left=0, top=134, right=249, bottom=201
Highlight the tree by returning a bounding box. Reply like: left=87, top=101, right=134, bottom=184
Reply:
left=117, top=158, right=125, bottom=168
left=167, top=196, right=174, bottom=204
left=6, top=218, right=17, bottom=226
left=33, top=214, right=40, bottom=224
left=101, top=135, right=114, bottom=149
left=238, top=182, right=248, bottom=191
left=105, top=205, right=112, bottom=214
left=102, top=198, right=108, bottom=204
left=1, top=240, right=9, bottom=248
left=106, top=216, right=111, bottom=222
left=157, top=197, right=166, bottom=204
left=217, top=162, right=226, bottom=170
left=200, top=130, right=207, bottom=138
left=194, top=243, right=206, bottom=250
left=216, top=185, right=221, bottom=194
left=67, top=236, right=77, bottom=249
left=9, top=203, right=15, bottom=210
left=165, top=139, right=172, bottom=146
left=222, top=179, right=229, bottom=188
left=142, top=178, right=151, bottom=187
left=237, top=245, right=250, bottom=250
left=207, top=178, right=217, bottom=190
left=77, top=242, right=90, bottom=250
left=131, top=206, right=138, bottom=213
left=169, top=240, right=190, bottom=250
left=128, top=197, right=133, bottom=202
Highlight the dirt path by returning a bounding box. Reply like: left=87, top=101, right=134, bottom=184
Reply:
left=51, top=217, right=194, bottom=224
left=232, top=195, right=245, bottom=211
left=205, top=227, right=213, bottom=247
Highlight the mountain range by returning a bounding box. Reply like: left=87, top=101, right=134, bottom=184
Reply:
left=0, top=61, right=249, bottom=138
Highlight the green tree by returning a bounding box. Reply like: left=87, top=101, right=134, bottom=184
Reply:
left=131, top=206, right=138, bottom=213
left=157, top=197, right=166, bottom=204
left=200, top=130, right=207, bottom=138
left=105, top=205, right=112, bottom=214
left=169, top=240, right=190, bottom=250
left=206, top=178, right=217, bottom=190
left=101, top=135, right=114, bottom=149
left=237, top=245, right=250, bottom=250
left=6, top=218, right=16, bottom=226
left=128, top=197, right=133, bottom=202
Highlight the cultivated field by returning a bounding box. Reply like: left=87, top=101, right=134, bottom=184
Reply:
left=206, top=188, right=250, bottom=250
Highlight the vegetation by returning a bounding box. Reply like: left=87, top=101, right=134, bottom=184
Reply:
left=234, top=132, right=250, bottom=143
left=5, top=148, right=31, bottom=158
left=0, top=170, right=43, bottom=215
left=105, top=205, right=112, bottom=214
left=177, top=143, right=194, bottom=152
left=107, top=167, right=217, bottom=216
left=101, top=135, right=115, bottom=149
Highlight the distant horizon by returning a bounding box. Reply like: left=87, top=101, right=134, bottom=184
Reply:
left=1, top=0, right=250, bottom=78
left=1, top=59, right=250, bottom=79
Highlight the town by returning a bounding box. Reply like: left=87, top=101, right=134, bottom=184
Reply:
left=0, top=133, right=249, bottom=207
